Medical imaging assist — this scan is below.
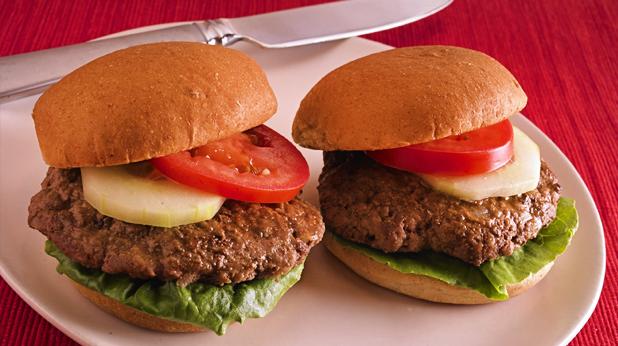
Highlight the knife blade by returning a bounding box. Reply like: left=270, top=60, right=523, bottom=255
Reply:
left=0, top=0, right=452, bottom=104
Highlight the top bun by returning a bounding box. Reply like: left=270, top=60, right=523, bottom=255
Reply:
left=33, top=42, right=277, bottom=168
left=292, top=46, right=526, bottom=151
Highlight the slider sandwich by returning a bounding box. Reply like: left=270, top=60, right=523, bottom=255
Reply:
left=28, top=42, right=324, bottom=332
left=292, top=46, right=578, bottom=304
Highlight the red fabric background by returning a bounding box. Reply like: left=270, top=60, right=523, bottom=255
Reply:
left=0, top=0, right=616, bottom=344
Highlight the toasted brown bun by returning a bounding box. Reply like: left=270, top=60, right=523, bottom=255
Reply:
left=34, top=42, right=277, bottom=168
left=293, top=46, right=527, bottom=151
left=72, top=281, right=205, bottom=333
left=323, top=233, right=553, bottom=304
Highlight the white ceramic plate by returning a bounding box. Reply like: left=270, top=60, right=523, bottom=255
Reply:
left=0, top=24, right=605, bottom=346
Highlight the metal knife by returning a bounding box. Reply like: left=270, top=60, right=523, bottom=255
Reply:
left=0, top=0, right=452, bottom=104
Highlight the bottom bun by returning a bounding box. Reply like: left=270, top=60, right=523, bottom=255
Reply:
left=72, top=281, right=205, bottom=333
left=323, top=232, right=554, bottom=304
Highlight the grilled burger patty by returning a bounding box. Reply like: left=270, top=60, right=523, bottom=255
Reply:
left=318, top=151, right=561, bottom=266
left=29, top=168, right=324, bottom=286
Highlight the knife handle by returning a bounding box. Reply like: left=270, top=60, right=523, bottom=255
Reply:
left=0, top=20, right=240, bottom=104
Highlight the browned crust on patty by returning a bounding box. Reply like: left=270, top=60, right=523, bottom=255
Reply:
left=29, top=168, right=324, bottom=286
left=318, top=151, right=560, bottom=266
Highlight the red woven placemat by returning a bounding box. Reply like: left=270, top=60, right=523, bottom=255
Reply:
left=1, top=1, right=616, bottom=345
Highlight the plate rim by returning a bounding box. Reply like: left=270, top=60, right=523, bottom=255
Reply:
left=0, top=21, right=606, bottom=346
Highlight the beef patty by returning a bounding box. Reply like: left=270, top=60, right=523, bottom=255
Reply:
left=29, top=168, right=324, bottom=286
left=318, top=151, right=561, bottom=266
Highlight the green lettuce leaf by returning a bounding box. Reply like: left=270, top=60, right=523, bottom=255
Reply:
left=45, top=241, right=303, bottom=335
left=333, top=197, right=578, bottom=300
left=480, top=197, right=578, bottom=294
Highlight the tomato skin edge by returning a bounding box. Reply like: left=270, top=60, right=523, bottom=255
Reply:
left=153, top=156, right=305, bottom=203
left=366, top=120, right=514, bottom=176
left=150, top=125, right=310, bottom=204
left=366, top=144, right=513, bottom=176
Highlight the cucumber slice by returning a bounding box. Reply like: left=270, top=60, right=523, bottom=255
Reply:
left=419, top=127, right=541, bottom=201
left=81, top=162, right=225, bottom=227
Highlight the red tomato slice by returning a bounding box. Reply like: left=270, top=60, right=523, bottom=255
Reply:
left=366, top=120, right=514, bottom=176
left=151, top=125, right=309, bottom=203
